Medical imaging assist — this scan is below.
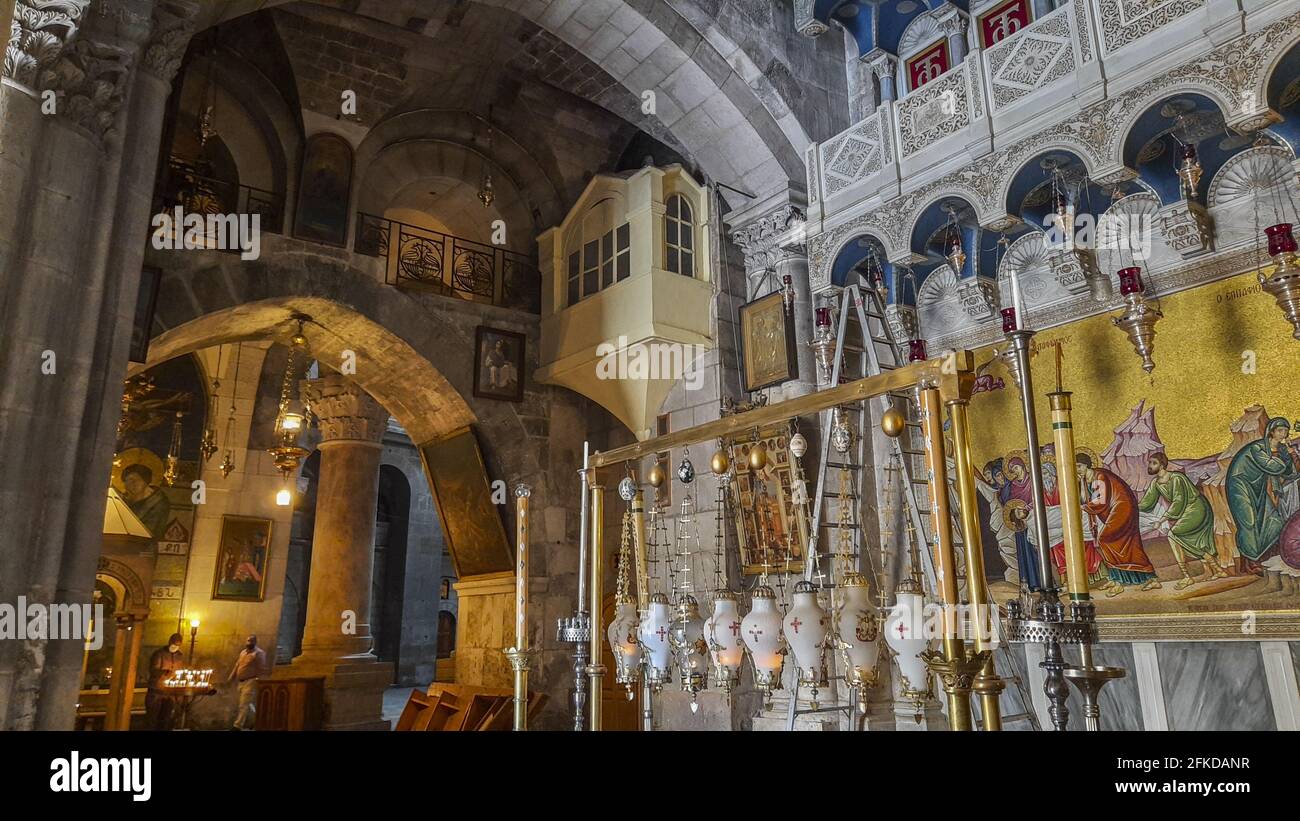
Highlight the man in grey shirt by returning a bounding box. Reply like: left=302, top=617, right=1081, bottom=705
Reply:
left=227, top=634, right=269, bottom=730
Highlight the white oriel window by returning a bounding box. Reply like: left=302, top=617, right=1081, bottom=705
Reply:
left=664, top=194, right=694, bottom=277
left=566, top=221, right=630, bottom=305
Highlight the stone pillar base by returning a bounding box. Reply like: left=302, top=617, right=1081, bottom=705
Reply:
left=283, top=655, right=393, bottom=731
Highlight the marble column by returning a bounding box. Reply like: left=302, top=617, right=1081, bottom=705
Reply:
left=0, top=0, right=198, bottom=730
left=289, top=374, right=394, bottom=730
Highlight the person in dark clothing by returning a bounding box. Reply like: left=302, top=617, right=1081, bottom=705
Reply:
left=145, top=632, right=185, bottom=730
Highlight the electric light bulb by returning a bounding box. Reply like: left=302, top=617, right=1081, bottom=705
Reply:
left=276, top=488, right=292, bottom=506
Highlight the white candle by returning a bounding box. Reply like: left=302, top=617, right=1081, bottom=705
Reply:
left=1010, top=266, right=1028, bottom=331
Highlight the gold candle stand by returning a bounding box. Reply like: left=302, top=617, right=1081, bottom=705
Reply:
left=587, top=478, right=606, bottom=731
left=503, top=483, right=538, bottom=731
left=917, top=384, right=981, bottom=731
left=947, top=393, right=1004, bottom=730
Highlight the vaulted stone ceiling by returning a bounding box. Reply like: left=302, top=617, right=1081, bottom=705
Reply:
left=194, top=0, right=852, bottom=208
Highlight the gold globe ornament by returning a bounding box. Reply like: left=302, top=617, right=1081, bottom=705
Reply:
left=647, top=461, right=666, bottom=488
left=710, top=449, right=730, bottom=475
left=748, top=441, right=768, bottom=471
left=881, top=406, right=906, bottom=438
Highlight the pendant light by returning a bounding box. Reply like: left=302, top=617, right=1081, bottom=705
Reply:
left=478, top=106, right=496, bottom=208
left=1254, top=151, right=1300, bottom=340
left=783, top=580, right=829, bottom=709
left=607, top=498, right=643, bottom=699
left=267, top=319, right=311, bottom=500
left=741, top=586, right=784, bottom=707
left=218, top=343, right=241, bottom=478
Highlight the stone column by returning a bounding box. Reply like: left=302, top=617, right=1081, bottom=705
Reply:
left=0, top=0, right=198, bottom=731
left=730, top=204, right=812, bottom=400
left=774, top=246, right=817, bottom=400
left=939, top=14, right=969, bottom=63
left=289, top=374, right=393, bottom=730
left=868, top=53, right=898, bottom=103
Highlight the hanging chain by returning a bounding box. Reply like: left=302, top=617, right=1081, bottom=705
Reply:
left=615, top=508, right=633, bottom=601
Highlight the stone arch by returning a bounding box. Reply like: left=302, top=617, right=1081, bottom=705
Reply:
left=1253, top=21, right=1300, bottom=133
left=95, top=558, right=149, bottom=618
left=905, top=185, right=990, bottom=250
left=136, top=248, right=492, bottom=447
left=356, top=138, right=537, bottom=254
left=356, top=109, right=566, bottom=231
left=1109, top=83, right=1240, bottom=174
left=906, top=191, right=985, bottom=280
left=198, top=0, right=812, bottom=203
left=996, top=145, right=1102, bottom=225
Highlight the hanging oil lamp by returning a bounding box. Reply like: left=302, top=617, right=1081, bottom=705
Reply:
left=836, top=572, right=880, bottom=707
left=883, top=576, right=932, bottom=721
left=268, top=320, right=311, bottom=486
left=704, top=591, right=744, bottom=694
left=783, top=580, right=829, bottom=709
left=607, top=500, right=643, bottom=699
left=943, top=206, right=966, bottom=272
left=810, top=305, right=837, bottom=383
left=866, top=249, right=887, bottom=303
left=478, top=107, right=496, bottom=208
left=163, top=411, right=184, bottom=487
left=907, top=338, right=927, bottom=362
left=1111, top=267, right=1163, bottom=373
left=1176, top=142, right=1203, bottom=201
left=638, top=593, right=674, bottom=692
left=200, top=357, right=219, bottom=464
left=1260, top=222, right=1300, bottom=340
left=741, top=586, right=785, bottom=707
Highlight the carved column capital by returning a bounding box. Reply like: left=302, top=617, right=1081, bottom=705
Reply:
left=1156, top=200, right=1214, bottom=259
left=141, top=0, right=201, bottom=82
left=730, top=204, right=807, bottom=278
left=935, top=10, right=966, bottom=40
left=884, top=304, right=918, bottom=343
left=794, top=0, right=828, bottom=37
left=957, top=277, right=997, bottom=321
left=301, top=375, right=389, bottom=446
left=4, top=0, right=92, bottom=90
left=1046, top=247, right=1108, bottom=301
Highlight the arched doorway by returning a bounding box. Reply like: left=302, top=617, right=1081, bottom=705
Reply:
left=373, top=465, right=412, bottom=674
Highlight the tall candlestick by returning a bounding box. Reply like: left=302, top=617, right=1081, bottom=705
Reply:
left=1009, top=266, right=1028, bottom=331
left=515, top=484, right=530, bottom=650
left=588, top=477, right=606, bottom=731
left=503, top=483, right=535, bottom=731
left=1048, top=393, right=1087, bottom=600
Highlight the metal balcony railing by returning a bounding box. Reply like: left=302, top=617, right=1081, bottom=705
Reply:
left=155, top=157, right=285, bottom=235
left=355, top=212, right=540, bottom=313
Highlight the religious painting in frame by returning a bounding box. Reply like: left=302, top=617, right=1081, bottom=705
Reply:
left=978, top=0, right=1031, bottom=48
left=293, top=132, right=353, bottom=247
left=211, top=515, right=272, bottom=602
left=129, top=266, right=162, bottom=364
left=906, top=40, right=950, bottom=91
left=473, top=326, right=525, bottom=402
left=418, top=426, right=514, bottom=578
left=965, top=269, right=1300, bottom=640
left=727, top=424, right=808, bottom=576
left=739, top=291, right=799, bottom=393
